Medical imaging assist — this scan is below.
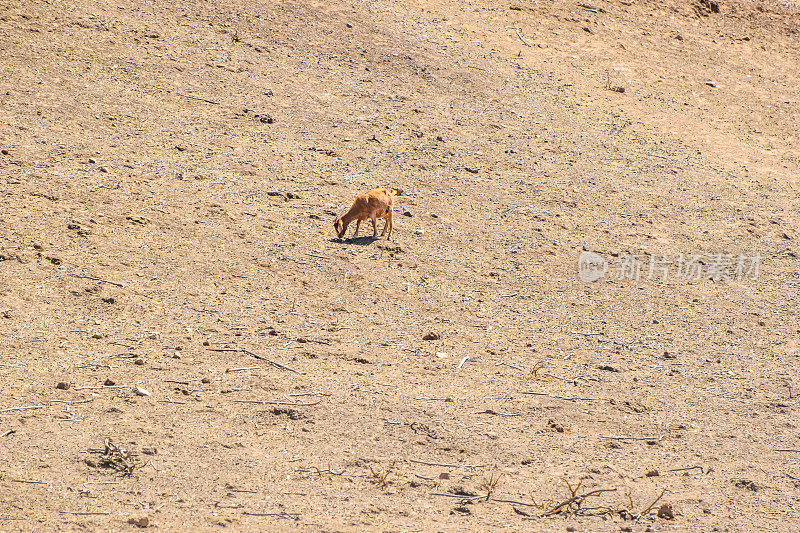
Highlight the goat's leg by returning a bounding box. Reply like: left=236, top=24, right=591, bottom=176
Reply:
left=371, top=215, right=378, bottom=237
left=353, top=219, right=361, bottom=238
left=384, top=210, right=393, bottom=239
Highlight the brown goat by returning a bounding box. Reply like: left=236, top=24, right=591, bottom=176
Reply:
left=334, top=188, right=395, bottom=239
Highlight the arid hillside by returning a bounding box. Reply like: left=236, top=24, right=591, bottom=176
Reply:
left=1, top=0, right=798, bottom=530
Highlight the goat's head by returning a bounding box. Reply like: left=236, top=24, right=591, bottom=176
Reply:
left=334, top=217, right=345, bottom=238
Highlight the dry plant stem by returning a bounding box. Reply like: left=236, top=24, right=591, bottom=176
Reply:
left=235, top=399, right=322, bottom=406
left=638, top=488, right=667, bottom=518
left=544, top=486, right=618, bottom=517
left=522, top=392, right=605, bottom=402
left=208, top=348, right=305, bottom=374
left=602, top=435, right=663, bottom=441
left=409, top=459, right=484, bottom=469
left=431, top=492, right=485, bottom=501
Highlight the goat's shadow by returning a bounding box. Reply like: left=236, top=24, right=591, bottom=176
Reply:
left=330, top=236, right=380, bottom=246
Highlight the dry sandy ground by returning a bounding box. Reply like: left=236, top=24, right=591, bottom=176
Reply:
left=1, top=0, right=799, bottom=530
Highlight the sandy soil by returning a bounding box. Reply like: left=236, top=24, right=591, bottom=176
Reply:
left=1, top=0, right=799, bottom=530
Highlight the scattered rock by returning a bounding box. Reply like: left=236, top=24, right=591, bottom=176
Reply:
left=646, top=469, right=659, bottom=477
left=99, top=165, right=109, bottom=173
left=706, top=80, right=717, bottom=87
left=128, top=517, right=149, bottom=528
left=598, top=365, right=619, bottom=372
left=464, top=167, right=480, bottom=174
left=271, top=407, right=304, bottom=420
left=430, top=213, right=439, bottom=218
left=734, top=479, right=758, bottom=491
left=56, top=382, right=70, bottom=390
left=102, top=297, right=115, bottom=304
left=657, top=503, right=675, bottom=520
left=1, top=149, right=8, bottom=155
left=88, top=158, right=96, bottom=164
left=547, top=419, right=565, bottom=433
left=403, top=210, right=413, bottom=217
left=134, top=359, right=144, bottom=366
left=439, top=472, right=450, bottom=480
left=135, top=387, right=150, bottom=397
left=259, top=114, right=274, bottom=124
left=104, top=379, right=116, bottom=386
left=423, top=332, right=441, bottom=341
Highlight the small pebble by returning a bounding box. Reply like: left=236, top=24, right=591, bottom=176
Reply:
left=134, top=359, right=144, bottom=366
left=135, top=387, right=151, bottom=397
left=88, top=158, right=96, bottom=164
left=1, top=149, right=8, bottom=155
left=99, top=165, right=109, bottom=173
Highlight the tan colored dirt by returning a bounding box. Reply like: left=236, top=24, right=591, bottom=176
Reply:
left=1, top=0, right=798, bottom=530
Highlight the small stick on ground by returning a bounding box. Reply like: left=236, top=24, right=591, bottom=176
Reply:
left=602, top=435, right=663, bottom=441
left=68, top=274, right=123, bottom=287
left=0, top=405, right=45, bottom=413
left=409, top=459, right=484, bottom=469
left=514, top=28, right=532, bottom=46
left=208, top=348, right=305, bottom=374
